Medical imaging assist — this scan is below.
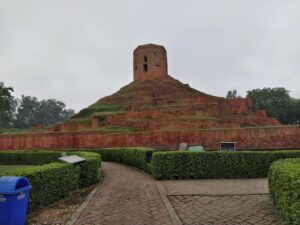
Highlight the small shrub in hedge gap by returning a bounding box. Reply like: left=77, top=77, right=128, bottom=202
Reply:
left=269, top=159, right=300, bottom=225
left=151, top=150, right=300, bottom=180
left=93, top=147, right=155, bottom=172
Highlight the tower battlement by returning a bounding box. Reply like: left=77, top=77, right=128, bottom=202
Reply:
left=133, top=44, right=168, bottom=81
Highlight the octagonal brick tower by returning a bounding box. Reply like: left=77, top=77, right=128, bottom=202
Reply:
left=133, top=44, right=168, bottom=81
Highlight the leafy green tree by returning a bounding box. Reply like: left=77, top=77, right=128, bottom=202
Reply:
left=246, top=87, right=295, bottom=124
left=36, top=99, right=75, bottom=126
left=285, top=98, right=300, bottom=124
left=14, top=96, right=40, bottom=128
left=14, top=96, right=75, bottom=128
left=226, top=89, right=241, bottom=99
left=0, top=82, right=16, bottom=128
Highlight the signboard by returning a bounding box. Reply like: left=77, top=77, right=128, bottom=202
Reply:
left=188, top=145, right=204, bottom=151
left=179, top=143, right=188, bottom=151
left=59, top=155, right=86, bottom=164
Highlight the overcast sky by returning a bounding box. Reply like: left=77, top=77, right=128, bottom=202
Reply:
left=0, top=0, right=299, bottom=111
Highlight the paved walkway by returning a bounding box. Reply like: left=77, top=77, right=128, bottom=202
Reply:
left=72, top=162, right=285, bottom=225
left=169, top=195, right=284, bottom=225
left=161, top=179, right=285, bottom=225
left=160, top=178, right=269, bottom=195
left=73, top=162, right=173, bottom=225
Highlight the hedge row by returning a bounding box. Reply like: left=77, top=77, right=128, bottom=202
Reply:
left=0, top=151, right=101, bottom=212
left=93, top=147, right=155, bottom=172
left=0, top=151, right=60, bottom=165
left=151, top=150, right=300, bottom=180
left=2, top=162, right=79, bottom=212
left=269, top=159, right=300, bottom=225
left=73, top=151, right=101, bottom=187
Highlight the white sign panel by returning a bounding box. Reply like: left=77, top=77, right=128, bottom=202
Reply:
left=59, top=155, right=86, bottom=164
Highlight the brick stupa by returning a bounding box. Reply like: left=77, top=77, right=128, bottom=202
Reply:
left=70, top=43, right=279, bottom=131
left=2, top=44, right=299, bottom=151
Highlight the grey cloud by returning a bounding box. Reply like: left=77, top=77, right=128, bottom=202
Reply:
left=0, top=0, right=299, bottom=111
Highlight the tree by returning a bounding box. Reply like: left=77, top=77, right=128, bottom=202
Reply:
left=1, top=81, right=75, bottom=129
left=14, top=96, right=40, bottom=128
left=0, top=82, right=16, bottom=128
left=14, top=96, right=75, bottom=129
left=298, top=100, right=300, bottom=123
left=226, top=89, right=241, bottom=99
left=36, top=99, right=75, bottom=126
left=285, top=98, right=300, bottom=124
left=246, top=87, right=293, bottom=124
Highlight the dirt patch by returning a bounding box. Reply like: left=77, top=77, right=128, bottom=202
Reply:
left=26, top=185, right=95, bottom=225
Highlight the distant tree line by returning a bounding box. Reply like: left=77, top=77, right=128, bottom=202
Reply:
left=0, top=81, right=75, bottom=129
left=226, top=88, right=300, bottom=125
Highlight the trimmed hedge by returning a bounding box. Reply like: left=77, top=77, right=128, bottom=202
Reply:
left=0, top=151, right=101, bottom=187
left=0, top=151, right=60, bottom=165
left=72, top=151, right=101, bottom=187
left=93, top=147, right=155, bottom=172
left=1, top=162, right=79, bottom=212
left=269, top=159, right=300, bottom=225
left=0, top=151, right=101, bottom=212
left=151, top=150, right=300, bottom=180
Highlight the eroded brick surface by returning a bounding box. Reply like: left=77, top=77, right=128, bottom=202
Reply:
left=169, top=195, right=285, bottom=225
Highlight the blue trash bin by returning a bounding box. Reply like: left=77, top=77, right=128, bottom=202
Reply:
left=0, top=176, right=32, bottom=225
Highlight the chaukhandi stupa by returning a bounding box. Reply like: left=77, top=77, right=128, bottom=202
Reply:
left=0, top=44, right=300, bottom=150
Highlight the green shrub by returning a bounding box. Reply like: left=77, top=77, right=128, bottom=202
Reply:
left=0, top=150, right=101, bottom=212
left=1, top=162, right=79, bottom=212
left=94, top=147, right=155, bottom=172
left=0, top=151, right=101, bottom=187
left=269, top=159, right=300, bottom=225
left=151, top=150, right=300, bottom=180
left=70, top=151, right=101, bottom=187
left=0, top=151, right=61, bottom=165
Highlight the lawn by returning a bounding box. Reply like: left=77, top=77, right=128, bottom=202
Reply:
left=0, top=165, right=36, bottom=173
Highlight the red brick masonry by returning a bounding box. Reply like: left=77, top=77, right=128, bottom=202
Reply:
left=0, top=126, right=300, bottom=150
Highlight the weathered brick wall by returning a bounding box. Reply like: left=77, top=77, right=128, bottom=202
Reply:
left=133, top=44, right=168, bottom=81
left=0, top=126, right=300, bottom=151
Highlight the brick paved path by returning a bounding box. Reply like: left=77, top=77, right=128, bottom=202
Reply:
left=73, top=163, right=285, bottom=225
left=169, top=195, right=285, bottom=225
left=161, top=179, right=285, bottom=225
left=74, top=162, right=173, bottom=225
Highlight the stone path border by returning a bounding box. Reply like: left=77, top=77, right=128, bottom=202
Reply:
left=66, top=180, right=103, bottom=225
left=160, top=178, right=269, bottom=196
left=155, top=181, right=182, bottom=225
